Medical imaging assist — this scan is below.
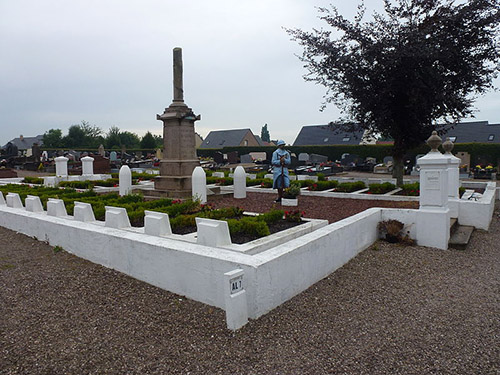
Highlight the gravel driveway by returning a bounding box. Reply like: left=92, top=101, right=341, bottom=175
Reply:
left=1, top=200, right=498, bottom=374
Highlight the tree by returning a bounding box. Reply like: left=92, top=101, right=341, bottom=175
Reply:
left=287, top=0, right=500, bottom=185
left=62, top=125, right=86, bottom=148
left=140, top=131, right=157, bottom=149
left=42, top=129, right=63, bottom=148
left=261, top=124, right=270, bottom=142
left=119, top=131, right=140, bottom=149
left=106, top=126, right=122, bottom=149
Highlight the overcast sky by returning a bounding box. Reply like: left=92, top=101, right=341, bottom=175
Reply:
left=1, top=0, right=499, bottom=147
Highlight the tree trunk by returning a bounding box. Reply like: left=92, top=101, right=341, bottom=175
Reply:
left=392, top=155, right=404, bottom=187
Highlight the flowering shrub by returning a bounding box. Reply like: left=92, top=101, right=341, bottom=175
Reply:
left=399, top=182, right=420, bottom=196
left=368, top=182, right=396, bottom=194
left=307, top=180, right=338, bottom=191
left=283, top=182, right=301, bottom=198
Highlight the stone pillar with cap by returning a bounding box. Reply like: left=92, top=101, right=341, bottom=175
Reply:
left=442, top=137, right=461, bottom=218
left=153, top=47, right=201, bottom=198
left=416, top=131, right=451, bottom=250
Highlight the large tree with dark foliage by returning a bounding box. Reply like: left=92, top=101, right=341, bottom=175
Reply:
left=287, top=0, right=500, bottom=184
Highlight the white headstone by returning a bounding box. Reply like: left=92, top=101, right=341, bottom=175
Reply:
left=81, top=156, right=95, bottom=176
left=25, top=195, right=44, bottom=213
left=47, top=198, right=68, bottom=217
left=119, top=165, right=132, bottom=196
left=192, top=166, right=207, bottom=204
left=55, top=156, right=69, bottom=177
left=6, top=193, right=23, bottom=209
left=144, top=210, right=172, bottom=236
left=105, top=206, right=131, bottom=228
left=195, top=218, right=232, bottom=247
left=233, top=166, right=246, bottom=199
left=74, top=202, right=96, bottom=222
left=43, top=176, right=57, bottom=187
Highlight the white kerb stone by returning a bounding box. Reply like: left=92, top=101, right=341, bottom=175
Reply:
left=224, top=269, right=248, bottom=330
left=196, top=218, right=232, bottom=247
left=6, top=193, right=23, bottom=209
left=105, top=206, right=131, bottom=229
left=74, top=202, right=96, bottom=222
left=43, top=176, right=57, bottom=187
left=119, top=165, right=132, bottom=196
left=192, top=166, right=207, bottom=204
left=233, top=166, right=246, bottom=199
left=25, top=195, right=44, bottom=213
left=144, top=210, right=172, bottom=236
left=47, top=198, right=68, bottom=217
left=212, top=172, right=225, bottom=178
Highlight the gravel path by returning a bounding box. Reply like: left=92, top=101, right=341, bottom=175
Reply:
left=1, top=201, right=499, bottom=374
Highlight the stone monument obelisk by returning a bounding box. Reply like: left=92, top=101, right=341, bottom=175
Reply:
left=153, top=47, right=200, bottom=197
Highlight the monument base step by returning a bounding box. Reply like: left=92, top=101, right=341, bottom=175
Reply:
left=449, top=225, right=474, bottom=250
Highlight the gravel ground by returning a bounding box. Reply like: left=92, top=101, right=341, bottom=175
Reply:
left=1, top=197, right=499, bottom=374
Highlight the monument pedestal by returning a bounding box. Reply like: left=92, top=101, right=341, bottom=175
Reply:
left=151, top=47, right=200, bottom=198
left=416, top=132, right=450, bottom=250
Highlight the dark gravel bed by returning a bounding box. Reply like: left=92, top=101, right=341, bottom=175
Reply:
left=208, top=192, right=418, bottom=223
left=1, top=204, right=499, bottom=374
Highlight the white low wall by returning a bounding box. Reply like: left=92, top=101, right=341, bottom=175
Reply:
left=0, top=200, right=385, bottom=320
left=456, top=181, right=496, bottom=230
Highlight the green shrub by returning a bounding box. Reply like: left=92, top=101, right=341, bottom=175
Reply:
left=59, top=180, right=94, bottom=189
left=260, top=178, right=273, bottom=188
left=307, top=180, right=338, bottom=191
left=368, top=182, right=396, bottom=194
left=22, top=176, right=44, bottom=184
left=257, top=209, right=284, bottom=225
left=335, top=181, right=366, bottom=192
left=400, top=182, right=420, bottom=196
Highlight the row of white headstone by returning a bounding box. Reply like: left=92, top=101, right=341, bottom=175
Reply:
left=0, top=191, right=233, bottom=247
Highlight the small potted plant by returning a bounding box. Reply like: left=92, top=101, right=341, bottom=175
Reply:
left=281, top=181, right=301, bottom=206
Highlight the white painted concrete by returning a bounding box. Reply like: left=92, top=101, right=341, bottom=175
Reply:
left=74, top=202, right=96, bottom=222
left=196, top=218, right=232, bottom=247
left=224, top=269, right=248, bottom=330
left=105, top=206, right=131, bottom=228
left=119, top=165, right=132, bottom=196
left=55, top=156, right=69, bottom=177
left=6, top=193, right=23, bottom=209
left=81, top=156, right=94, bottom=176
left=0, top=191, right=5, bottom=205
left=47, top=198, right=68, bottom=217
left=233, top=166, right=246, bottom=199
left=25, top=195, right=44, bottom=213
left=192, top=166, right=207, bottom=204
left=144, top=210, right=172, bottom=236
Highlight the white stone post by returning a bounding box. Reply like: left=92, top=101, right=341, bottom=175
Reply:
left=224, top=269, right=248, bottom=330
left=81, top=156, right=94, bottom=176
left=416, top=131, right=450, bottom=250
left=0, top=192, right=5, bottom=205
left=55, top=156, right=69, bottom=177
left=119, top=165, right=132, bottom=196
left=442, top=137, right=461, bottom=218
left=233, top=166, right=246, bottom=199
left=192, top=166, right=207, bottom=203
